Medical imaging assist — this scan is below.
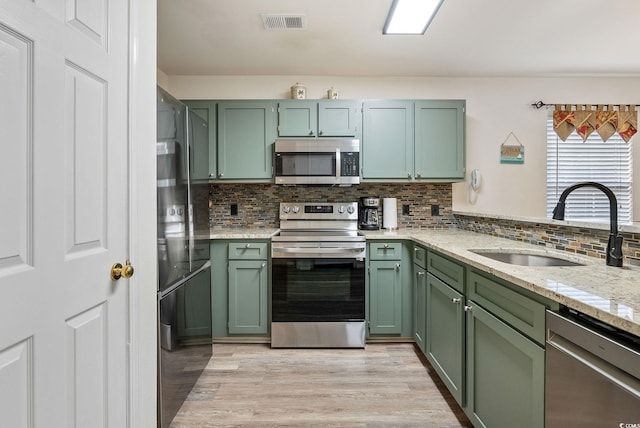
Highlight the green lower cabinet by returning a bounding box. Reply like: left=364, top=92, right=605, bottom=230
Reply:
left=368, top=260, right=403, bottom=335
left=413, top=265, right=427, bottom=352
left=425, top=273, right=465, bottom=404
left=465, top=302, right=545, bottom=428
left=228, top=260, right=269, bottom=334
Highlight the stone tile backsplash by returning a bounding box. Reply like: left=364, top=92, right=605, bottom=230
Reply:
left=201, top=182, right=454, bottom=229
left=193, top=182, right=640, bottom=266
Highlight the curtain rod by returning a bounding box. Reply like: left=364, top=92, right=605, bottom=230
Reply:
left=531, top=101, right=638, bottom=109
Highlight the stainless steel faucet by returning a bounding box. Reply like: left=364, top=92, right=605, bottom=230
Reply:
left=552, top=182, right=623, bottom=267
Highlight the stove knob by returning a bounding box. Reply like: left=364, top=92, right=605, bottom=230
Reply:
left=282, top=206, right=290, bottom=213
left=346, top=205, right=355, bottom=214
left=292, top=206, right=300, bottom=213
left=338, top=206, right=345, bottom=214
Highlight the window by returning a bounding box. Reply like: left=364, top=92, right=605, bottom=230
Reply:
left=546, top=117, right=633, bottom=224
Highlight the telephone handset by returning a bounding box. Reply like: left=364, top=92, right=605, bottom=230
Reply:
left=471, top=169, right=481, bottom=190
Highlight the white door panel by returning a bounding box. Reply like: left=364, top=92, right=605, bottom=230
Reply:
left=0, top=0, right=132, bottom=425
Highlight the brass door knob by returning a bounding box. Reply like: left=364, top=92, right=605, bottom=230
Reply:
left=111, top=259, right=135, bottom=281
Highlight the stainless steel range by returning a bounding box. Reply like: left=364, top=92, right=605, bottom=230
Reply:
left=271, top=202, right=366, bottom=348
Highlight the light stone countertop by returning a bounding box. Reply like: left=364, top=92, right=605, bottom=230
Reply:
left=195, top=228, right=279, bottom=240
left=364, top=229, right=640, bottom=337
left=202, top=227, right=640, bottom=337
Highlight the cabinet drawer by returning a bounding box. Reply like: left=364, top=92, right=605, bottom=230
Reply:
left=467, top=269, right=546, bottom=345
left=369, top=242, right=402, bottom=260
left=427, top=251, right=465, bottom=293
left=228, top=242, right=268, bottom=260
left=413, top=245, right=427, bottom=269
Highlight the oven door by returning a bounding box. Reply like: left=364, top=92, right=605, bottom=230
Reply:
left=272, top=257, right=365, bottom=322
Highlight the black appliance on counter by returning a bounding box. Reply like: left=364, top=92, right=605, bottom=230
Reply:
left=358, top=197, right=380, bottom=230
left=156, top=87, right=212, bottom=428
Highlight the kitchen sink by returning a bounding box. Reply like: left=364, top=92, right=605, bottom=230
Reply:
left=469, top=250, right=586, bottom=267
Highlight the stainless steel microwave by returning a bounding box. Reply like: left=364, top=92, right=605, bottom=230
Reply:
left=274, top=139, right=360, bottom=185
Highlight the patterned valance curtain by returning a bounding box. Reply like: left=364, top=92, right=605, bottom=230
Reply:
left=552, top=104, right=637, bottom=142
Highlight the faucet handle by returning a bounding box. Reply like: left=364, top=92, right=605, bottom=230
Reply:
left=607, top=235, right=624, bottom=267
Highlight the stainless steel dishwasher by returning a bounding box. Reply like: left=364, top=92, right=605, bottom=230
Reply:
left=546, top=309, right=640, bottom=427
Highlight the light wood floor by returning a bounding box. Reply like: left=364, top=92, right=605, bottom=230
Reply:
left=169, top=343, right=473, bottom=427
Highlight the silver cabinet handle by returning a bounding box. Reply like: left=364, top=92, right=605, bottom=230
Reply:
left=395, top=263, right=401, bottom=270
left=416, top=173, right=422, bottom=178
left=417, top=271, right=425, bottom=277
left=383, top=243, right=389, bottom=249
left=464, top=305, right=473, bottom=312
left=407, top=172, right=412, bottom=179
left=319, top=130, right=323, bottom=136
left=245, top=243, right=251, bottom=248
left=308, top=130, right=314, bottom=136
left=451, top=298, right=461, bottom=304
left=209, top=173, right=215, bottom=178
left=261, top=262, right=266, bottom=268
left=218, top=172, right=224, bottom=177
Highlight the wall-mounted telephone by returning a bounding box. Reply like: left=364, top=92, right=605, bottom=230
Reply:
left=471, top=169, right=481, bottom=191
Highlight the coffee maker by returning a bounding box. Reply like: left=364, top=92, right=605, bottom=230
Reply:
left=359, top=197, right=380, bottom=230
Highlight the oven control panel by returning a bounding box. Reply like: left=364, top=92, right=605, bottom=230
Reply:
left=279, top=202, right=357, bottom=221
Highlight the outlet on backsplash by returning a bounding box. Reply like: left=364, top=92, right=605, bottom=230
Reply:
left=431, top=204, right=440, bottom=216
left=402, top=204, right=410, bottom=215
left=230, top=204, right=238, bottom=216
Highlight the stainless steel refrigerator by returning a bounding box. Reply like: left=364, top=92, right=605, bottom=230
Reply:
left=156, top=87, right=212, bottom=428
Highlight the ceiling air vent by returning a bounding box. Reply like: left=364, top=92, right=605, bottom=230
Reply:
left=261, top=14, right=307, bottom=30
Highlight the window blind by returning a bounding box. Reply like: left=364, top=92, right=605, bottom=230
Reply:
left=546, top=116, right=633, bottom=224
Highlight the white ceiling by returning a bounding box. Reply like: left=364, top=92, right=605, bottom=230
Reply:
left=157, top=0, right=640, bottom=78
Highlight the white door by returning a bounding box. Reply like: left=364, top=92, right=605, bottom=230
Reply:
left=0, top=0, right=135, bottom=426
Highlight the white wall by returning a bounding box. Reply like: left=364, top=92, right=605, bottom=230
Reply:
left=161, top=75, right=640, bottom=222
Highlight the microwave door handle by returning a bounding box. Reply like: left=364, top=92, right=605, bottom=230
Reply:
left=336, top=148, right=341, bottom=180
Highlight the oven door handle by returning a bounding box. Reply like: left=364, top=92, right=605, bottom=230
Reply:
left=273, top=246, right=365, bottom=253
left=271, top=245, right=366, bottom=258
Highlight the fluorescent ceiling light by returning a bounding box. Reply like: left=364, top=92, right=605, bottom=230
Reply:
left=383, top=0, right=444, bottom=35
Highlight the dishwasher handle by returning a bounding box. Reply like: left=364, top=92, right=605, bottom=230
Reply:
left=547, top=310, right=640, bottom=381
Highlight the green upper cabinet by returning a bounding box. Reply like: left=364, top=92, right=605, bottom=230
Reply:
left=362, top=101, right=413, bottom=179
left=362, top=100, right=466, bottom=182
left=184, top=100, right=216, bottom=181
left=278, top=100, right=360, bottom=137
left=414, top=100, right=465, bottom=180
left=217, top=101, right=276, bottom=181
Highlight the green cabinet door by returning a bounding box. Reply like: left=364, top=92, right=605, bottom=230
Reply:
left=228, top=259, right=269, bottom=334
left=317, top=100, right=360, bottom=137
left=414, top=100, right=465, bottom=180
left=368, top=260, right=403, bottom=335
left=277, top=101, right=317, bottom=137
left=278, top=100, right=360, bottom=137
left=413, top=264, right=427, bottom=353
left=465, top=303, right=545, bottom=428
left=184, top=100, right=217, bottom=181
left=176, top=267, right=212, bottom=338
left=362, top=100, right=413, bottom=179
left=217, top=101, right=276, bottom=180
left=426, top=273, right=465, bottom=405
